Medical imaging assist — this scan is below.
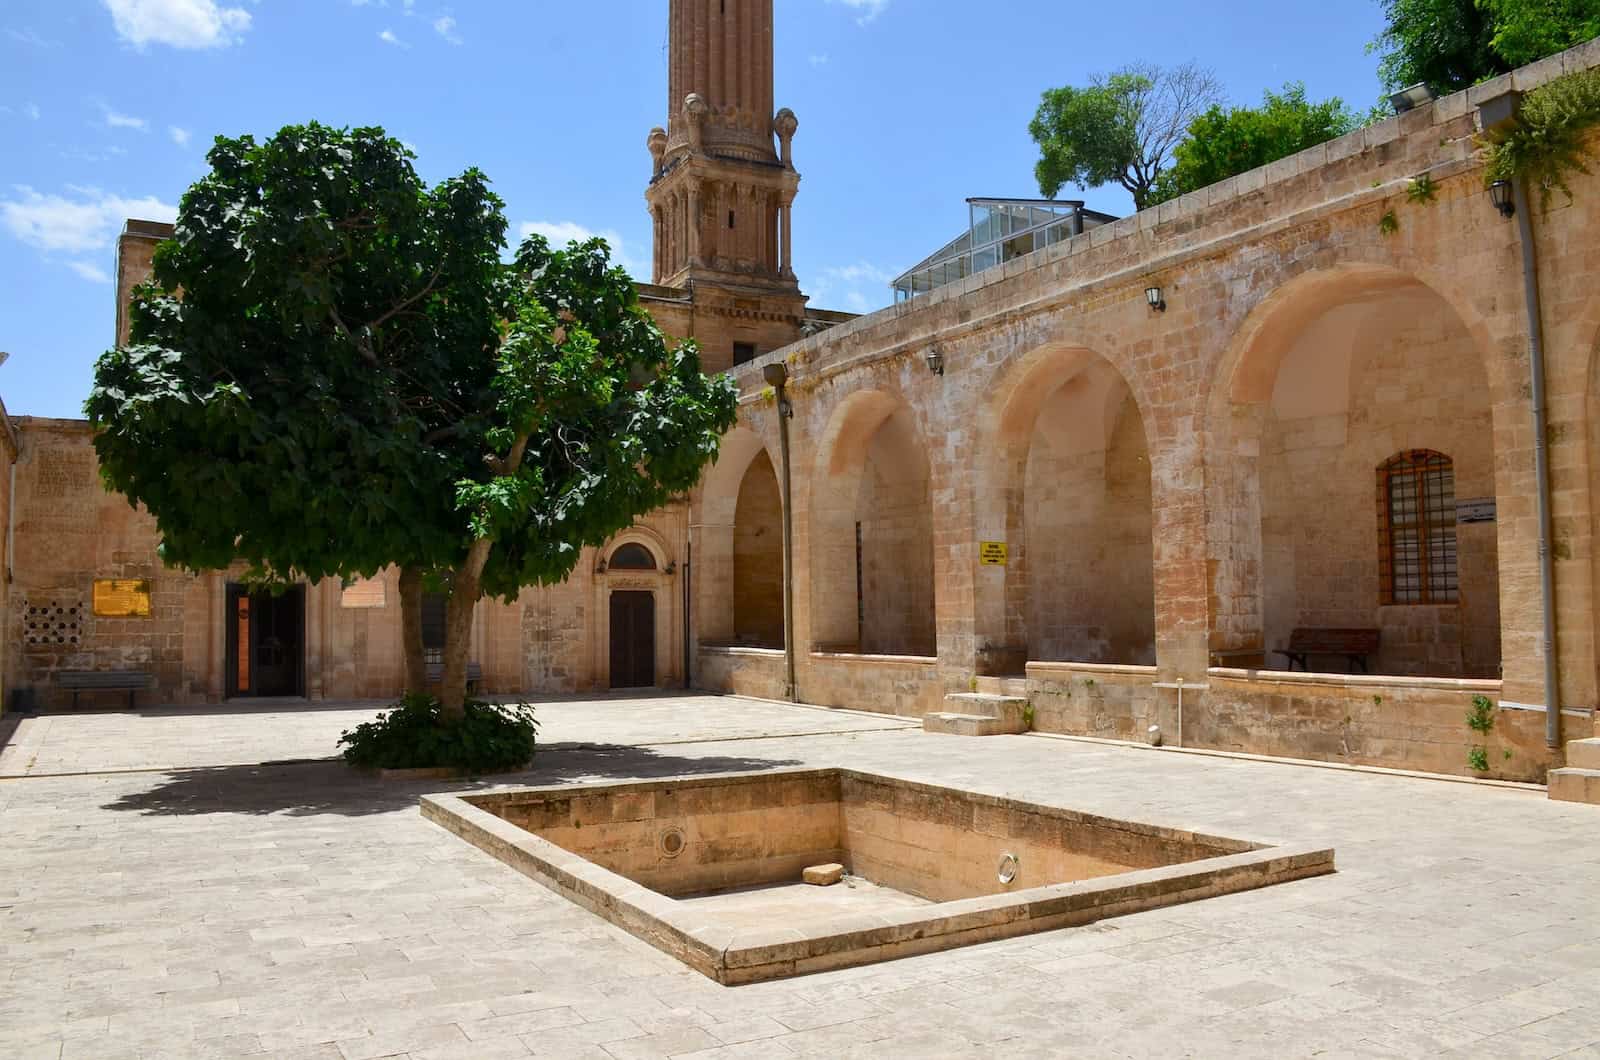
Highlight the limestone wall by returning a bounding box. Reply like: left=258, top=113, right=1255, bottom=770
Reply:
left=690, top=40, right=1600, bottom=776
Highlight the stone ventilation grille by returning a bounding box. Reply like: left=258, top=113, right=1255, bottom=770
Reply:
left=25, top=598, right=83, bottom=647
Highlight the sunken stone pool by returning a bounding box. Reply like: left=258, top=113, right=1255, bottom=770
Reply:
left=421, top=769, right=1333, bottom=983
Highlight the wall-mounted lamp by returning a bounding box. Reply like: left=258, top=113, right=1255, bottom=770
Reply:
left=924, top=346, right=945, bottom=376
left=1145, top=286, right=1166, bottom=313
left=664, top=560, right=677, bottom=576
left=1488, top=179, right=1516, bottom=219
left=762, top=361, right=795, bottom=418
left=1388, top=82, right=1434, bottom=115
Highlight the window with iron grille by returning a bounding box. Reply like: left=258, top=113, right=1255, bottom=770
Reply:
left=1378, top=450, right=1458, bottom=605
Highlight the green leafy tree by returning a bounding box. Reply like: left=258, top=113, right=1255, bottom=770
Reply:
left=1370, top=0, right=1599, bottom=94
left=1030, top=61, right=1223, bottom=211
left=86, top=123, right=738, bottom=717
left=1149, top=83, right=1360, bottom=205
left=1481, top=0, right=1600, bottom=68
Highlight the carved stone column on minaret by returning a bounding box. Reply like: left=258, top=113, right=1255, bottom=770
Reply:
left=684, top=92, right=708, bottom=155
left=775, top=108, right=797, bottom=168
left=647, top=126, right=667, bottom=180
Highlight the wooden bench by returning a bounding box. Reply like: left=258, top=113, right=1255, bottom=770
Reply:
left=1273, top=628, right=1380, bottom=674
left=424, top=662, right=483, bottom=691
left=57, top=670, right=154, bottom=709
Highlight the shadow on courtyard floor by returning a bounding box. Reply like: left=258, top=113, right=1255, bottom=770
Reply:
left=100, top=741, right=804, bottom=818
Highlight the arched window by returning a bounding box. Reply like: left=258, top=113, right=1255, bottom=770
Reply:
left=609, top=543, right=657, bottom=571
left=1378, top=450, right=1458, bottom=605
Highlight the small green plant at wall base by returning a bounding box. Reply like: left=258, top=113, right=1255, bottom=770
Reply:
left=968, top=675, right=978, bottom=693
left=1373, top=694, right=1383, bottom=706
left=1022, top=703, right=1035, bottom=729
left=1502, top=748, right=1513, bottom=761
left=1467, top=746, right=1489, bottom=773
left=1467, top=695, right=1496, bottom=735
left=1406, top=173, right=1437, bottom=204
left=1378, top=209, right=1400, bottom=235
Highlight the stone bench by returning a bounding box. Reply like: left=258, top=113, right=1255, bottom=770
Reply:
left=57, top=670, right=154, bottom=709
left=1272, top=628, right=1380, bottom=674
left=424, top=662, right=484, bottom=691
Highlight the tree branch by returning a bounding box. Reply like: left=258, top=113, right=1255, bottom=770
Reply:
left=328, top=306, right=379, bottom=366
left=366, top=266, right=443, bottom=332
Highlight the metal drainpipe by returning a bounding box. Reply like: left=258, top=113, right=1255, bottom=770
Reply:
left=682, top=539, right=692, bottom=690
left=1511, top=177, right=1562, bottom=748
left=762, top=361, right=798, bottom=702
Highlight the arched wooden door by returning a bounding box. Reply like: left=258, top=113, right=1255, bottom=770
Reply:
left=609, top=591, right=656, bottom=689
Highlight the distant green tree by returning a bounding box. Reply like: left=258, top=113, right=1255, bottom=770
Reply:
left=1370, top=0, right=1599, bottom=94
left=1030, top=61, right=1223, bottom=211
left=1370, top=0, right=1504, bottom=93
left=1149, top=84, right=1360, bottom=205
left=86, top=123, right=738, bottom=719
left=1481, top=0, right=1600, bottom=68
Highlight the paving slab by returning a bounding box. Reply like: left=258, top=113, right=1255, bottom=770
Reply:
left=1, top=693, right=1597, bottom=1057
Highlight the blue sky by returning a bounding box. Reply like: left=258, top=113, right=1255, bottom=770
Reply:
left=1, top=0, right=1387, bottom=419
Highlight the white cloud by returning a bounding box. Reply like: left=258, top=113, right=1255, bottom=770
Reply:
left=0, top=185, right=177, bottom=255
left=378, top=28, right=408, bottom=47
left=826, top=0, right=889, bottom=25
left=5, top=27, right=57, bottom=48
left=69, top=260, right=113, bottom=284
left=517, top=220, right=648, bottom=280
left=808, top=261, right=897, bottom=314
left=103, top=0, right=252, bottom=50
left=25, top=102, right=41, bottom=120
left=169, top=125, right=191, bottom=146
left=100, top=103, right=148, bottom=131
left=433, top=16, right=461, bottom=45
left=60, top=145, right=129, bottom=163
left=808, top=53, right=829, bottom=66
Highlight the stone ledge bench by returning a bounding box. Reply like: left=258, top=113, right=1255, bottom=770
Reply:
left=57, top=670, right=154, bottom=709
left=1272, top=628, right=1380, bottom=674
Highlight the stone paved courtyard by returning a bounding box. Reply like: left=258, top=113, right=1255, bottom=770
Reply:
left=1, top=693, right=1597, bottom=1059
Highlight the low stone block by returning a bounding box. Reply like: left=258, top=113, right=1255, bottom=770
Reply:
left=802, top=863, right=844, bottom=886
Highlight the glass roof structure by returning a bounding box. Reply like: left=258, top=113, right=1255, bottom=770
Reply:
left=892, top=198, right=1118, bottom=303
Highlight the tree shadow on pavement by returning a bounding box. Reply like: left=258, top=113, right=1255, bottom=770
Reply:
left=100, top=742, right=805, bottom=818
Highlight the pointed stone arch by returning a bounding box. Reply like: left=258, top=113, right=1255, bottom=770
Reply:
left=1205, top=264, right=1501, bottom=677
left=810, top=389, right=936, bottom=656
left=974, top=344, right=1156, bottom=671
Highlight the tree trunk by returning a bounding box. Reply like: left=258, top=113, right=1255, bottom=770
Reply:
left=398, top=566, right=428, bottom=694
left=438, top=534, right=499, bottom=719
left=438, top=427, right=533, bottom=721
left=437, top=567, right=481, bottom=719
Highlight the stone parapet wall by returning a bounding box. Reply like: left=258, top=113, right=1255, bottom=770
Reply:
left=695, top=646, right=787, bottom=702
left=1026, top=663, right=1161, bottom=741
left=799, top=652, right=943, bottom=718
left=1199, top=670, right=1549, bottom=781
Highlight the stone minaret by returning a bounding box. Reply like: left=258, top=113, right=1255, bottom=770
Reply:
left=646, top=0, right=800, bottom=291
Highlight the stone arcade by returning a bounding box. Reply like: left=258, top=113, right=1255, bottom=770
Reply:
left=4, top=3, right=1600, bottom=795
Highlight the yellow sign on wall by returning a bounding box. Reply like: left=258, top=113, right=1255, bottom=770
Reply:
left=979, top=541, right=1008, bottom=566
left=92, top=578, right=152, bottom=617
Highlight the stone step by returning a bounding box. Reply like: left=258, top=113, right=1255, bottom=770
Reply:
left=923, top=712, right=1027, bottom=737
left=1565, top=738, right=1600, bottom=770
left=943, top=692, right=1028, bottom=718
left=1548, top=768, right=1600, bottom=805
left=974, top=675, right=1029, bottom=698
